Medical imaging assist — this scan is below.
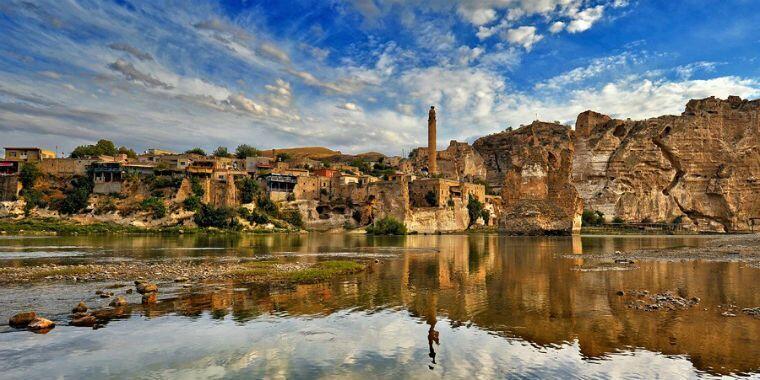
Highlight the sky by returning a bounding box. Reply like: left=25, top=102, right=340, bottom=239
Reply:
left=1, top=0, right=759, bottom=156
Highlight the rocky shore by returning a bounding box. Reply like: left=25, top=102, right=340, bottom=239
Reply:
left=0, top=258, right=368, bottom=285
left=564, top=234, right=760, bottom=265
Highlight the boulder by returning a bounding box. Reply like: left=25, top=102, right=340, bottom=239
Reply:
left=109, top=296, right=128, bottom=307
left=70, top=315, right=97, bottom=327
left=9, top=311, right=37, bottom=328
left=141, top=293, right=157, bottom=304
left=27, top=317, right=55, bottom=331
left=72, top=301, right=88, bottom=313
left=135, top=280, right=158, bottom=294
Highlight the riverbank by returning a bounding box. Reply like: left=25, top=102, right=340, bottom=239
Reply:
left=0, top=217, right=302, bottom=235
left=0, top=258, right=368, bottom=285
left=565, top=233, right=760, bottom=265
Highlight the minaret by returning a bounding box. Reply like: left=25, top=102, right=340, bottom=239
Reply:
left=427, top=106, right=437, bottom=175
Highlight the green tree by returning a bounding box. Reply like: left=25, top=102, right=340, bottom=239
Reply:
left=117, top=146, right=137, bottom=158
left=213, top=146, right=231, bottom=158
left=58, top=176, right=93, bottom=215
left=19, top=162, right=41, bottom=190
left=194, top=204, right=237, bottom=228
left=70, top=139, right=118, bottom=158
left=190, top=177, right=205, bottom=197
left=236, top=177, right=260, bottom=204
left=235, top=144, right=260, bottom=159
left=183, top=195, right=201, bottom=212
left=467, top=196, right=485, bottom=227
left=140, top=197, right=167, bottom=219
left=185, top=147, right=207, bottom=156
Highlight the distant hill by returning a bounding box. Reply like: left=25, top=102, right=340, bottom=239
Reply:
left=262, top=146, right=341, bottom=159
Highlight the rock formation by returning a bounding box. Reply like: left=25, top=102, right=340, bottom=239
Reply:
left=473, top=121, right=583, bottom=234
left=572, top=96, right=760, bottom=232
left=407, top=141, right=487, bottom=181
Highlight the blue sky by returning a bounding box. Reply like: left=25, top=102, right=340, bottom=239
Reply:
left=1, top=0, right=758, bottom=156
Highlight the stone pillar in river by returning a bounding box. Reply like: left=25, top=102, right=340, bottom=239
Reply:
left=428, top=106, right=437, bottom=175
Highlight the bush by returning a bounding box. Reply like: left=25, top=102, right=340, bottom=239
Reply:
left=467, top=196, right=485, bottom=227
left=183, top=195, right=201, bottom=212
left=582, top=209, right=605, bottom=226
left=141, top=197, right=167, bottom=219
left=150, top=175, right=182, bottom=189
left=366, top=217, right=407, bottom=235
left=286, top=192, right=296, bottom=202
left=19, top=162, right=41, bottom=190
left=58, top=176, right=93, bottom=215
left=612, top=216, right=625, bottom=224
left=242, top=208, right=270, bottom=225
left=190, top=177, right=205, bottom=197
left=194, top=204, right=237, bottom=228
left=256, top=195, right=279, bottom=216
left=236, top=177, right=260, bottom=204
left=281, top=209, right=303, bottom=228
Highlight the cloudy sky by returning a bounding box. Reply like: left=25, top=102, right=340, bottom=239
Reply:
left=1, top=0, right=759, bottom=156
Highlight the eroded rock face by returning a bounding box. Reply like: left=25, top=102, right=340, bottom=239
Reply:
left=572, top=96, right=760, bottom=232
left=473, top=121, right=583, bottom=234
left=408, top=141, right=487, bottom=181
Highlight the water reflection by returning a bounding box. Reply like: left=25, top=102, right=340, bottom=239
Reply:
left=0, top=233, right=757, bottom=378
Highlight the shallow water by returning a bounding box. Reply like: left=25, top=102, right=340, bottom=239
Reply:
left=0, top=233, right=758, bottom=379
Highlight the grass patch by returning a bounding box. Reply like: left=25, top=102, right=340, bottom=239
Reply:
left=231, top=260, right=366, bottom=284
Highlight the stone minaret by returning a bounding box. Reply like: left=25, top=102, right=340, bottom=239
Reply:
left=427, top=106, right=437, bottom=175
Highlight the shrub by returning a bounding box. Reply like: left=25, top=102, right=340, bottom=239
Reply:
left=366, top=217, right=407, bottom=235
left=58, top=176, right=93, bottom=215
left=151, top=175, right=181, bottom=189
left=236, top=177, right=260, bottom=204
left=183, top=195, right=201, bottom=212
left=70, top=139, right=117, bottom=158
left=19, top=162, right=41, bottom=190
left=281, top=209, right=303, bottom=228
left=141, top=197, right=167, bottom=219
left=245, top=209, right=270, bottom=224
left=194, top=204, right=237, bottom=228
left=256, top=195, right=279, bottom=216
left=673, top=215, right=685, bottom=225
left=612, top=216, right=625, bottom=224
left=582, top=209, right=606, bottom=226
left=467, top=196, right=485, bottom=227
left=190, top=177, right=205, bottom=197
left=286, top=192, right=296, bottom=202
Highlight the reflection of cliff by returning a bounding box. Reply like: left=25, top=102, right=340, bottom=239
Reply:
left=97, top=234, right=760, bottom=375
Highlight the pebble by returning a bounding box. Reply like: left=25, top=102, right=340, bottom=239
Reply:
left=109, top=296, right=128, bottom=307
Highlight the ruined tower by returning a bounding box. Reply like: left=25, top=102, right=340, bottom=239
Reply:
left=428, top=106, right=437, bottom=175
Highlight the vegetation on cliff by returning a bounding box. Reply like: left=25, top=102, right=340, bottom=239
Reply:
left=366, top=217, right=407, bottom=235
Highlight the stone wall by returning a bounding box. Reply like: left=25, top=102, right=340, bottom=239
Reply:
left=572, top=96, right=760, bottom=232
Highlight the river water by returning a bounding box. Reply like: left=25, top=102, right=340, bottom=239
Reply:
left=0, top=233, right=758, bottom=379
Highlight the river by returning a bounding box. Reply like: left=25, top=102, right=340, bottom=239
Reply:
left=0, top=233, right=758, bottom=379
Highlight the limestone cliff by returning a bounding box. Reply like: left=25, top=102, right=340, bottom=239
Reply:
left=572, top=96, right=760, bottom=232
left=473, top=121, right=583, bottom=234
left=407, top=141, right=487, bottom=181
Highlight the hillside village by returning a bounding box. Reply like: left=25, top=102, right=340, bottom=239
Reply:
left=1, top=95, right=759, bottom=234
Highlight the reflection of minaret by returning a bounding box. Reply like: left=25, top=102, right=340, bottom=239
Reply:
left=428, top=106, right=437, bottom=175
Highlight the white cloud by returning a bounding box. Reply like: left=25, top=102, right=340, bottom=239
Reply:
left=258, top=42, right=291, bottom=64
left=502, top=26, right=543, bottom=50
left=458, top=6, right=498, bottom=26
left=566, top=5, right=605, bottom=33
left=337, top=102, right=362, bottom=111
left=549, top=21, right=566, bottom=34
